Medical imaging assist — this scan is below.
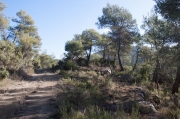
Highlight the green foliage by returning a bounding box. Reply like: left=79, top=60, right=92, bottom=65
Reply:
left=59, top=104, right=131, bottom=119
left=81, top=29, right=102, bottom=47
left=0, top=2, right=8, bottom=34
left=154, top=0, right=180, bottom=24
left=86, top=106, right=112, bottom=119
left=123, top=65, right=132, bottom=71
left=6, top=10, right=41, bottom=70
left=52, top=59, right=78, bottom=72
left=18, top=34, right=40, bottom=60
left=0, top=40, right=23, bottom=70
left=76, top=58, right=87, bottom=66
left=65, top=40, right=84, bottom=58
left=141, top=12, right=177, bottom=47
left=90, top=57, right=115, bottom=67
left=33, top=55, right=41, bottom=69
left=0, top=8, right=42, bottom=75
left=81, top=29, right=102, bottom=65
left=139, top=46, right=154, bottom=62
left=58, top=77, right=131, bottom=119
left=62, top=60, right=77, bottom=71
left=131, top=106, right=139, bottom=119
left=59, top=100, right=73, bottom=118
left=90, top=53, right=101, bottom=61
left=97, top=34, right=114, bottom=61
left=33, top=52, right=58, bottom=69
left=96, top=3, right=138, bottom=71
left=141, top=12, right=180, bottom=94
left=0, top=69, right=9, bottom=80
left=60, top=79, right=99, bottom=111
left=60, top=70, right=69, bottom=79
left=139, top=66, right=148, bottom=81
left=134, top=63, right=153, bottom=83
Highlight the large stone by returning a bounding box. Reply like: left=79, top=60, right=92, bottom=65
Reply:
left=100, top=67, right=111, bottom=75
left=138, top=101, right=157, bottom=114
left=134, top=87, right=146, bottom=101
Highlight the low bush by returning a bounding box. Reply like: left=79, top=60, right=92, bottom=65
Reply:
left=57, top=73, right=141, bottom=119
left=0, top=69, right=9, bottom=80
left=63, top=60, right=77, bottom=70
left=60, top=70, right=69, bottom=79
left=76, top=58, right=87, bottom=66
left=59, top=104, right=131, bottom=119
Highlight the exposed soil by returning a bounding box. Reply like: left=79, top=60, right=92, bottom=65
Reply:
left=0, top=69, right=61, bottom=119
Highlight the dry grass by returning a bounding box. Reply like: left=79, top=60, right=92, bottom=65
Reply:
left=159, top=107, right=180, bottom=119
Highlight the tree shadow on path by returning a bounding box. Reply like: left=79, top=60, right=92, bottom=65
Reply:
left=0, top=68, right=62, bottom=119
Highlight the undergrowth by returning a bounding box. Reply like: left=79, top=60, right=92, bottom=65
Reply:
left=58, top=73, right=139, bottom=119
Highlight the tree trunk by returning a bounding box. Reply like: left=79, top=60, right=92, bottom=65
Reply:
left=153, top=58, right=160, bottom=94
left=86, top=54, right=90, bottom=66
left=117, top=40, right=124, bottom=71
left=12, top=28, right=21, bottom=43
left=133, top=49, right=139, bottom=72
left=113, top=54, right=116, bottom=63
left=86, top=47, right=92, bottom=66
left=172, top=65, right=180, bottom=94
left=103, top=47, right=105, bottom=61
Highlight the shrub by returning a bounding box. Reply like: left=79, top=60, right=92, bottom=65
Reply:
left=58, top=73, right=134, bottom=119
left=160, top=107, right=180, bottom=119
left=18, top=66, right=34, bottom=78
left=59, top=100, right=74, bottom=118
left=131, top=106, right=139, bottom=119
left=86, top=71, right=97, bottom=77
left=60, top=70, right=69, bottom=79
left=123, top=65, right=132, bottom=71
left=133, top=63, right=152, bottom=84
left=63, top=60, right=77, bottom=70
left=76, top=58, right=87, bottom=66
left=99, top=58, right=115, bottom=66
left=59, top=104, right=129, bottom=119
left=0, top=69, right=9, bottom=80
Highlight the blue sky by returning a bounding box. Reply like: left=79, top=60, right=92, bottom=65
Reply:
left=1, top=0, right=155, bottom=59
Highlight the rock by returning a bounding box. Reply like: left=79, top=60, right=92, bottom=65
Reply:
left=138, top=101, right=157, bottom=114
left=100, top=67, right=111, bottom=75
left=122, top=100, right=157, bottom=114
left=134, top=87, right=146, bottom=101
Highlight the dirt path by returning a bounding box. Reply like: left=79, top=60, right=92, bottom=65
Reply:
left=0, top=70, right=62, bottom=119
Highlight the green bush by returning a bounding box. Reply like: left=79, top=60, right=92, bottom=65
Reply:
left=131, top=106, right=139, bottom=119
left=123, top=65, right=132, bottom=71
left=76, top=58, right=87, bottom=66
left=59, top=104, right=130, bottom=119
left=63, top=60, right=77, bottom=70
left=60, top=70, right=69, bottom=79
left=136, top=64, right=150, bottom=83
left=0, top=69, right=9, bottom=80
left=99, top=58, right=114, bottom=65
left=58, top=74, right=134, bottom=119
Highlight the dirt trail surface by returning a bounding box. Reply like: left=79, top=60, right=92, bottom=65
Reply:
left=0, top=69, right=62, bottom=119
